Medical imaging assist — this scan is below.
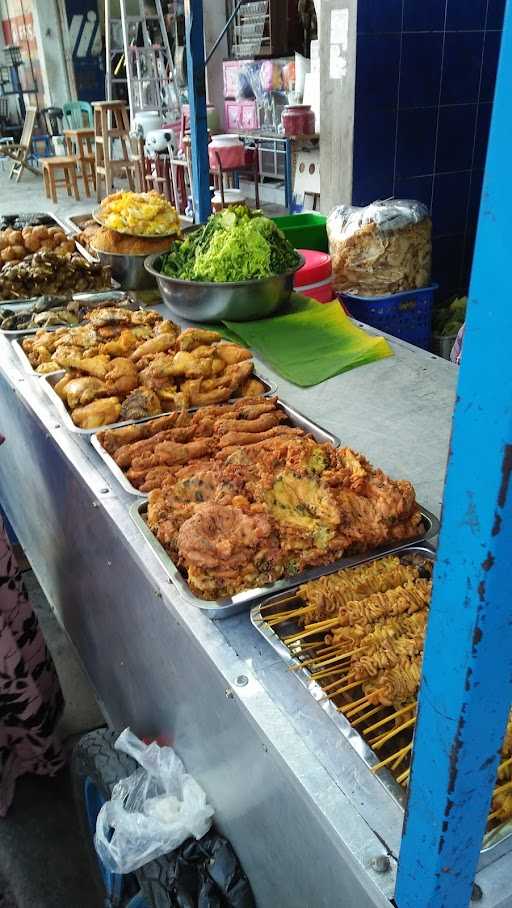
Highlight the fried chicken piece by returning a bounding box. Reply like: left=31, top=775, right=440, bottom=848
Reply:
left=36, top=361, right=61, bottom=374
left=113, top=426, right=196, bottom=468
left=72, top=397, right=121, bottom=429
left=100, top=330, right=139, bottom=357
left=52, top=346, right=85, bottom=371
left=64, top=376, right=108, bottom=409
left=130, top=309, right=163, bottom=326
left=130, top=333, right=177, bottom=362
left=139, top=354, right=176, bottom=391
left=235, top=377, right=266, bottom=398
left=165, top=350, right=216, bottom=378
left=119, top=388, right=162, bottom=422
left=98, top=413, right=183, bottom=454
left=177, top=327, right=221, bottom=351
left=155, top=319, right=180, bottom=338
left=182, top=360, right=253, bottom=406
left=104, top=357, right=139, bottom=395
left=54, top=372, right=77, bottom=399
left=85, top=307, right=132, bottom=327
left=158, top=390, right=190, bottom=412
left=214, top=411, right=286, bottom=435
left=153, top=438, right=215, bottom=467
left=215, top=343, right=251, bottom=365
left=75, top=354, right=111, bottom=380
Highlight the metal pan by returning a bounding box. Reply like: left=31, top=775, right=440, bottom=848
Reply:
left=0, top=300, right=74, bottom=337
left=250, top=549, right=512, bottom=864
left=90, top=398, right=341, bottom=497
left=41, top=369, right=277, bottom=436
left=130, top=501, right=440, bottom=619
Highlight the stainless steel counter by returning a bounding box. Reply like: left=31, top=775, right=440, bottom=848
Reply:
left=1, top=325, right=509, bottom=907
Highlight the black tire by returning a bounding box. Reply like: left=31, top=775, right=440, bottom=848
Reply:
left=71, top=728, right=142, bottom=907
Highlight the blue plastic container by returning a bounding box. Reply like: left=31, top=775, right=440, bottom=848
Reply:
left=339, top=284, right=438, bottom=350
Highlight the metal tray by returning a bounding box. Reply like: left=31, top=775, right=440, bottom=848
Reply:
left=41, top=369, right=277, bottom=436
left=250, top=549, right=512, bottom=863
left=90, top=398, right=342, bottom=497
left=130, top=501, right=439, bottom=619
left=0, top=300, right=71, bottom=337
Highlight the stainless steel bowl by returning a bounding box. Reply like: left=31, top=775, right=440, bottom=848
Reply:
left=144, top=252, right=305, bottom=322
left=92, top=244, right=178, bottom=291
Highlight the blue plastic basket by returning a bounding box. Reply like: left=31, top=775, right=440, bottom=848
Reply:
left=339, top=284, right=438, bottom=350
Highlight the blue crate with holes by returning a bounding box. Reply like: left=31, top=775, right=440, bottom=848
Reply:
left=339, top=284, right=437, bottom=350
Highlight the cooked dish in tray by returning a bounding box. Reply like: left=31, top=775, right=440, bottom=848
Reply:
left=137, top=435, right=424, bottom=600
left=26, top=318, right=262, bottom=428
left=98, top=397, right=304, bottom=493
left=0, top=251, right=111, bottom=300
left=257, top=553, right=512, bottom=836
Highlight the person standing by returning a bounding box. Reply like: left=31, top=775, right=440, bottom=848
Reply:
left=0, top=433, right=65, bottom=816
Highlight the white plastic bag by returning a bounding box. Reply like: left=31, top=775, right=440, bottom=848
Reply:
left=95, top=729, right=214, bottom=874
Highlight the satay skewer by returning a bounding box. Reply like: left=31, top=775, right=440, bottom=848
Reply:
left=363, top=702, right=416, bottom=735
left=370, top=716, right=417, bottom=750
left=372, top=742, right=412, bottom=773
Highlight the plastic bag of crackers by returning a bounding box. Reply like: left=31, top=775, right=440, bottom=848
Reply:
left=327, top=199, right=432, bottom=297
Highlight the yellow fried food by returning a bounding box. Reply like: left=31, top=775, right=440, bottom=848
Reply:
left=98, top=191, right=181, bottom=237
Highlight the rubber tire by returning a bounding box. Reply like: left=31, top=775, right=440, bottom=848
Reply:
left=71, top=728, right=143, bottom=907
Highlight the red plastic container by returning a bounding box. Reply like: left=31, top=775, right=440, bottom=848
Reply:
left=281, top=104, right=315, bottom=136
left=208, top=140, right=245, bottom=170
left=294, top=248, right=334, bottom=303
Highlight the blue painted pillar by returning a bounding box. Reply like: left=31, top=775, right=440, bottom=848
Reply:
left=396, top=3, right=512, bottom=906
left=184, top=0, right=212, bottom=223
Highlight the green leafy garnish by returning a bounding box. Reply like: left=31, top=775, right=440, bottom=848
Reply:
left=160, top=205, right=300, bottom=283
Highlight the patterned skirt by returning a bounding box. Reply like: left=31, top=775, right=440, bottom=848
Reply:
left=0, top=515, right=65, bottom=816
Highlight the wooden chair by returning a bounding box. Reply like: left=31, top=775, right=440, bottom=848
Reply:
left=0, top=107, right=39, bottom=181
left=64, top=128, right=96, bottom=197
left=93, top=101, right=136, bottom=200
left=40, top=156, right=80, bottom=203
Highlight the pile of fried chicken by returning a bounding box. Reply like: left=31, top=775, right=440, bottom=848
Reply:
left=22, top=310, right=262, bottom=429
left=99, top=397, right=423, bottom=599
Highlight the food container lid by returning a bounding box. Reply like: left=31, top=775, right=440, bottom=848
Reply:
left=294, top=248, right=332, bottom=287
left=209, top=134, right=242, bottom=147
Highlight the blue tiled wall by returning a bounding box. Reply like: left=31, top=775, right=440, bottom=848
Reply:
left=353, top=0, right=505, bottom=301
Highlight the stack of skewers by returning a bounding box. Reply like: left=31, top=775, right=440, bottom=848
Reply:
left=260, top=553, right=512, bottom=834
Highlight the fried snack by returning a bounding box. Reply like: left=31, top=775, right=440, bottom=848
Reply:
left=92, top=227, right=175, bottom=255
left=98, top=191, right=180, bottom=237
left=142, top=432, right=423, bottom=599
left=298, top=557, right=422, bottom=624
left=0, top=251, right=111, bottom=299
left=31, top=320, right=259, bottom=429
left=336, top=579, right=432, bottom=628
left=64, top=376, right=108, bottom=408
left=72, top=397, right=121, bottom=429
left=120, top=388, right=162, bottom=422
left=177, top=328, right=222, bottom=351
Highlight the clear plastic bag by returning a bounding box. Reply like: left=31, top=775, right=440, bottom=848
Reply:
left=95, top=729, right=214, bottom=874
left=327, top=199, right=432, bottom=296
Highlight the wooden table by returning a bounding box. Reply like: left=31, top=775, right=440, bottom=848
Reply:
left=64, top=127, right=96, bottom=197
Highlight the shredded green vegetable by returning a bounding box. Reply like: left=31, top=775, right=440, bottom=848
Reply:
left=160, top=206, right=301, bottom=282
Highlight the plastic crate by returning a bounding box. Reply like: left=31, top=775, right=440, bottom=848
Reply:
left=339, top=285, right=438, bottom=350
left=272, top=213, right=328, bottom=252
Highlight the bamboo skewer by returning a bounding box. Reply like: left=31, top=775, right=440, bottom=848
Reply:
left=351, top=705, right=384, bottom=728
left=318, top=678, right=360, bottom=700
left=363, top=702, right=416, bottom=736
left=396, top=767, right=411, bottom=786
left=283, top=618, right=339, bottom=644
left=372, top=742, right=412, bottom=773
left=371, top=716, right=417, bottom=750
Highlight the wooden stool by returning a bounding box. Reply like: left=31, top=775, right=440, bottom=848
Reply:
left=93, top=101, right=135, bottom=201
left=41, top=156, right=80, bottom=203
left=64, top=128, right=96, bottom=197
